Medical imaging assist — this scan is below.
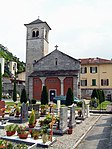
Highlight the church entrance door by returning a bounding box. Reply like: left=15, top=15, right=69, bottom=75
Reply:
left=50, top=90, right=56, bottom=101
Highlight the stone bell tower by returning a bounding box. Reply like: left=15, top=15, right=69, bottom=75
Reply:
left=24, top=18, right=51, bottom=95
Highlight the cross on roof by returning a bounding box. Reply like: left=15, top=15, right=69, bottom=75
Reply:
left=55, top=45, right=58, bottom=50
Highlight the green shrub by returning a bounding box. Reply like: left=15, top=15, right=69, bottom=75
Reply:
left=41, top=86, right=48, bottom=105
left=66, top=88, right=74, bottom=106
left=77, top=101, right=82, bottom=107
left=31, top=98, right=36, bottom=104
left=12, top=77, right=17, bottom=102
left=20, top=88, right=27, bottom=103
left=29, top=110, right=35, bottom=125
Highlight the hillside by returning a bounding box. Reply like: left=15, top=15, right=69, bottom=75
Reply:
left=0, top=44, right=25, bottom=77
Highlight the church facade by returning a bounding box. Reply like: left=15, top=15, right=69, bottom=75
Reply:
left=25, top=18, right=81, bottom=101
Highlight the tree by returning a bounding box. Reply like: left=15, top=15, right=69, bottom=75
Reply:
left=20, top=88, right=27, bottom=103
left=12, top=77, right=17, bottom=102
left=66, top=88, right=74, bottom=106
left=101, top=90, right=105, bottom=102
left=41, top=86, right=48, bottom=105
left=91, top=89, right=99, bottom=99
left=0, top=64, right=2, bottom=100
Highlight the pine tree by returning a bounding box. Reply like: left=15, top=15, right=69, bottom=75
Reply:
left=12, top=77, right=17, bottom=102
left=66, top=88, right=74, bottom=106
left=0, top=64, right=2, bottom=100
left=20, top=88, right=27, bottom=103
left=41, top=86, right=48, bottom=105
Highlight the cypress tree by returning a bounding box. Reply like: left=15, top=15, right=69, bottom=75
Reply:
left=0, top=64, right=2, bottom=100
left=20, top=88, right=27, bottom=103
left=12, top=77, right=17, bottom=102
left=91, top=89, right=99, bottom=99
left=41, top=86, right=48, bottom=105
left=66, top=88, right=74, bottom=106
left=101, top=90, right=105, bottom=102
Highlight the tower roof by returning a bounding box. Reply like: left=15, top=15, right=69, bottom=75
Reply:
left=24, top=18, right=51, bottom=30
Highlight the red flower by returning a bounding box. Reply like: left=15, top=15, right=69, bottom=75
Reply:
left=29, top=129, right=32, bottom=133
left=50, top=130, right=53, bottom=135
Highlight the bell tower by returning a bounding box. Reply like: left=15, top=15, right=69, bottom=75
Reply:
left=24, top=18, right=51, bottom=94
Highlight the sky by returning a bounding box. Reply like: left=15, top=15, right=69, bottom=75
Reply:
left=0, top=0, right=112, bottom=62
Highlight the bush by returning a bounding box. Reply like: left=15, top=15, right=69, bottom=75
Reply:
left=77, top=101, right=82, bottom=107
left=66, top=88, right=74, bottom=106
left=90, top=98, right=99, bottom=108
left=31, top=98, right=36, bottom=104
left=20, top=88, right=27, bottom=103
left=12, top=78, right=17, bottom=102
left=41, top=86, right=48, bottom=105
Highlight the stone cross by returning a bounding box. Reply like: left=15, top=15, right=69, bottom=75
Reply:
left=55, top=45, right=58, bottom=50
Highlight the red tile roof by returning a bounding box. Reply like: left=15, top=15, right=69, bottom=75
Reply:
left=79, top=57, right=112, bottom=64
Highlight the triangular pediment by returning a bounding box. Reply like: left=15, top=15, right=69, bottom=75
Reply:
left=33, top=49, right=80, bottom=71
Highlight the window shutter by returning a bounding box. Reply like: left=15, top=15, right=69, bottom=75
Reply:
left=101, top=79, right=103, bottom=86
left=85, top=67, right=87, bottom=73
left=90, top=67, right=92, bottom=73
left=95, top=67, right=97, bottom=73
left=85, top=80, right=87, bottom=86
left=81, top=67, right=82, bottom=73
left=107, top=79, right=109, bottom=86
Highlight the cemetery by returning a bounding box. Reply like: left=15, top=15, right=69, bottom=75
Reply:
left=0, top=97, right=90, bottom=148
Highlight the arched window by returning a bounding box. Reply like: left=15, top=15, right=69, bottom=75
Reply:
left=36, top=31, right=39, bottom=37
left=32, top=29, right=39, bottom=38
left=32, top=31, right=35, bottom=37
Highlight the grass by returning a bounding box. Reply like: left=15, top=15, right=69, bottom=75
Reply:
left=96, top=101, right=111, bottom=110
left=90, top=100, right=111, bottom=110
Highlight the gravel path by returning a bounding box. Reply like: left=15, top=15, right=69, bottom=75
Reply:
left=48, top=114, right=100, bottom=149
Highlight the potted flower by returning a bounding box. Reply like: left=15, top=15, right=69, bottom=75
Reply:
left=28, top=110, right=35, bottom=128
left=5, top=124, right=18, bottom=136
left=0, top=139, right=13, bottom=148
left=41, top=105, right=48, bottom=115
left=17, top=125, right=29, bottom=139
left=15, top=105, right=20, bottom=117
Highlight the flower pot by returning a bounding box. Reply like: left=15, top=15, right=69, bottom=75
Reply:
left=28, top=124, right=35, bottom=128
left=18, top=133, right=28, bottom=139
left=0, top=145, right=6, bottom=148
left=6, top=131, right=15, bottom=136
left=68, top=128, right=73, bottom=134
left=34, top=120, right=37, bottom=125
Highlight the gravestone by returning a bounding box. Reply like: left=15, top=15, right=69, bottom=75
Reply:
left=21, top=103, right=28, bottom=122
left=86, top=104, right=90, bottom=117
left=82, top=100, right=85, bottom=118
left=68, top=105, right=76, bottom=128
left=33, top=104, right=40, bottom=119
left=57, top=100, right=61, bottom=116
left=53, top=106, right=68, bottom=135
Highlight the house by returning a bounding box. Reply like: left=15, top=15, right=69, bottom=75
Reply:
left=80, top=57, right=112, bottom=100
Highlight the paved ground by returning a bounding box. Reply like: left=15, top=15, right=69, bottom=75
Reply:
left=76, top=114, right=112, bottom=149
left=47, top=114, right=100, bottom=149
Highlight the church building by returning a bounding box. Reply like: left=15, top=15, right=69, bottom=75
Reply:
left=25, top=18, right=81, bottom=101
